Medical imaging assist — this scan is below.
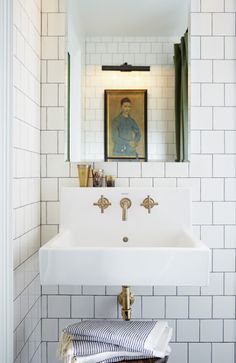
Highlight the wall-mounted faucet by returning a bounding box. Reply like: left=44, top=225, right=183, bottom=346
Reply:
left=93, top=195, right=157, bottom=218
left=140, top=195, right=158, bottom=214
left=120, top=198, right=132, bottom=221
left=93, top=195, right=111, bottom=213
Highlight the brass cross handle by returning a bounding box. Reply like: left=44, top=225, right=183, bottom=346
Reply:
left=93, top=195, right=111, bottom=213
left=140, top=195, right=158, bottom=214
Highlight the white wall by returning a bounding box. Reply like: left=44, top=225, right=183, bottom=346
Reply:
left=13, top=0, right=41, bottom=362
left=40, top=1, right=236, bottom=363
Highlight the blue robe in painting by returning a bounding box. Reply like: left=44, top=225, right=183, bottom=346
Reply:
left=111, top=114, right=141, bottom=157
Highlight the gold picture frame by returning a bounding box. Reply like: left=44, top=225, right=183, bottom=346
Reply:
left=104, top=89, right=147, bottom=161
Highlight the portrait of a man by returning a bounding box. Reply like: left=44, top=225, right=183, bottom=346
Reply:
left=104, top=90, right=147, bottom=161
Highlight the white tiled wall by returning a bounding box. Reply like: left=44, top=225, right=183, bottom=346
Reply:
left=13, top=0, right=41, bottom=362
left=41, top=1, right=236, bottom=363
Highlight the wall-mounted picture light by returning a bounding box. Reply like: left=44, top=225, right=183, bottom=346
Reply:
left=101, top=62, right=150, bottom=72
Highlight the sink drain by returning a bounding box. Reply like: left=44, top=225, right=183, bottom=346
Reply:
left=123, top=237, right=128, bottom=243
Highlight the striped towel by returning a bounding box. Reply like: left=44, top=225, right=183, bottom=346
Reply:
left=58, top=320, right=172, bottom=363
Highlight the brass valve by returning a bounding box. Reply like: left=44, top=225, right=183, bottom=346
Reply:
left=140, top=195, right=158, bottom=214
left=93, top=195, right=111, bottom=213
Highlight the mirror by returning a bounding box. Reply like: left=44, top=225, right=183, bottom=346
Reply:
left=66, top=0, right=189, bottom=162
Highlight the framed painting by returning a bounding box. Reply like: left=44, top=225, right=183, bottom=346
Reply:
left=104, top=89, right=147, bottom=161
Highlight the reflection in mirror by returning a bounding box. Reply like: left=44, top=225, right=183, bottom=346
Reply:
left=66, top=0, right=189, bottom=162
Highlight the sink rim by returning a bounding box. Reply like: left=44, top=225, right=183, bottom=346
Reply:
left=40, top=229, right=210, bottom=250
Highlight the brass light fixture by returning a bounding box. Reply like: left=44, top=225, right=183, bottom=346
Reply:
left=102, top=62, right=150, bottom=72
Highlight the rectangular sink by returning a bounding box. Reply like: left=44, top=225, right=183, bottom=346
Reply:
left=39, top=187, right=210, bottom=286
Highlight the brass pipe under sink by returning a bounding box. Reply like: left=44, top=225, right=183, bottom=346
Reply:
left=118, top=286, right=135, bottom=320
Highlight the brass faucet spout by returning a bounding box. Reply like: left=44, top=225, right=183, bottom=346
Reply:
left=120, top=198, right=132, bottom=221
left=122, top=204, right=127, bottom=221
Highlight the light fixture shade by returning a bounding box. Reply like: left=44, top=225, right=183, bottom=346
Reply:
left=102, top=62, right=150, bottom=72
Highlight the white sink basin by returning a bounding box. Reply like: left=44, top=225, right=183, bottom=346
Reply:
left=39, top=187, right=210, bottom=286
